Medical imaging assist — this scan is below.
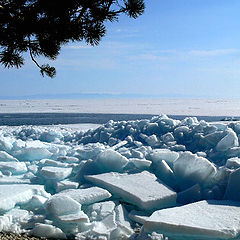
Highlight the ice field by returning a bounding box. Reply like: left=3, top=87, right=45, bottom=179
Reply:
left=1, top=114, right=240, bottom=239
left=1, top=98, right=240, bottom=116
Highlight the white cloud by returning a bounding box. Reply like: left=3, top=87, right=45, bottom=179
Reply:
left=188, top=49, right=240, bottom=56
left=64, top=45, right=92, bottom=49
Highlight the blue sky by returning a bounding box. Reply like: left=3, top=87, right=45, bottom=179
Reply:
left=1, top=0, right=240, bottom=98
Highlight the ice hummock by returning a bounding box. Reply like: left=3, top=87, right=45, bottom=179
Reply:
left=0, top=116, right=240, bottom=239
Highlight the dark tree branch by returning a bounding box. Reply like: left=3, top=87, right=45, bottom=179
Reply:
left=28, top=36, right=56, bottom=78
left=0, top=0, right=145, bottom=77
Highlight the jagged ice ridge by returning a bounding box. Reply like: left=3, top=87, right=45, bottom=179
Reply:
left=0, top=115, right=240, bottom=239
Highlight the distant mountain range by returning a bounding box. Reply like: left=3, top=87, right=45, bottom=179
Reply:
left=0, top=92, right=211, bottom=100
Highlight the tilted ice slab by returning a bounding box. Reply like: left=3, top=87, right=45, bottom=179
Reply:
left=86, top=171, right=177, bottom=210
left=13, top=147, right=52, bottom=161
left=40, top=166, right=72, bottom=180
left=0, top=184, right=50, bottom=212
left=0, top=151, right=18, bottom=162
left=0, top=162, right=27, bottom=175
left=56, top=186, right=112, bottom=205
left=0, top=176, right=31, bottom=184
left=144, top=200, right=240, bottom=240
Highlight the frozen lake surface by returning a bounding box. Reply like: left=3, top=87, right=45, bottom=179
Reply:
left=0, top=98, right=240, bottom=116
left=0, top=98, right=240, bottom=125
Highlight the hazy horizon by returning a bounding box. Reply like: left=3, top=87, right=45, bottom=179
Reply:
left=1, top=93, right=240, bottom=101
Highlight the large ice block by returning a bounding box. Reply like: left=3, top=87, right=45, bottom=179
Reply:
left=46, top=195, right=89, bottom=223
left=173, top=151, right=217, bottom=189
left=86, top=171, right=177, bottom=210
left=144, top=200, right=240, bottom=239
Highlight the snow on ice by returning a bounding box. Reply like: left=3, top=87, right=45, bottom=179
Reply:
left=0, top=115, right=240, bottom=239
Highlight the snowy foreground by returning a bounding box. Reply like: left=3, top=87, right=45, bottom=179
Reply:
left=1, top=115, right=240, bottom=239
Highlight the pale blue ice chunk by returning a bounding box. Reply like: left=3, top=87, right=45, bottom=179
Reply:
left=0, top=215, right=13, bottom=232
left=57, top=187, right=111, bottom=205
left=0, top=151, right=18, bottom=162
left=146, top=122, right=160, bottom=135
left=57, top=156, right=79, bottom=163
left=203, top=131, right=226, bottom=147
left=39, top=159, right=69, bottom=168
left=210, top=123, right=227, bottom=131
left=224, top=168, right=240, bottom=201
left=0, top=136, right=13, bottom=152
left=85, top=201, right=116, bottom=222
left=28, top=165, right=38, bottom=174
left=0, top=162, right=27, bottom=175
left=173, top=151, right=217, bottom=190
left=40, top=166, right=72, bottom=180
left=75, top=143, right=105, bottom=160
left=30, top=223, right=67, bottom=239
left=4, top=208, right=30, bottom=223
left=111, top=140, right=128, bottom=150
left=0, top=175, right=31, bottom=184
left=14, top=147, right=52, bottom=161
left=55, top=180, right=79, bottom=193
left=225, top=157, right=240, bottom=169
left=114, top=204, right=133, bottom=237
left=129, top=158, right=152, bottom=170
left=145, top=135, right=161, bottom=147
left=174, top=126, right=190, bottom=135
left=46, top=195, right=89, bottom=223
left=58, top=211, right=89, bottom=223
left=0, top=184, right=50, bottom=212
left=75, top=159, right=100, bottom=184
left=181, top=117, right=199, bottom=126
left=161, top=132, right=174, bottom=143
left=216, top=129, right=239, bottom=151
left=26, top=195, right=48, bottom=211
left=153, top=160, right=177, bottom=189
left=149, top=149, right=179, bottom=168
left=131, top=149, right=144, bottom=159
left=96, top=149, right=129, bottom=172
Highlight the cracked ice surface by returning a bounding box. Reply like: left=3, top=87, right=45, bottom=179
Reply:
left=0, top=115, right=240, bottom=239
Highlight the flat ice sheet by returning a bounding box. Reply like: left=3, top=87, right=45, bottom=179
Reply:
left=86, top=171, right=177, bottom=210
left=144, top=200, right=240, bottom=240
left=1, top=98, right=240, bottom=116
